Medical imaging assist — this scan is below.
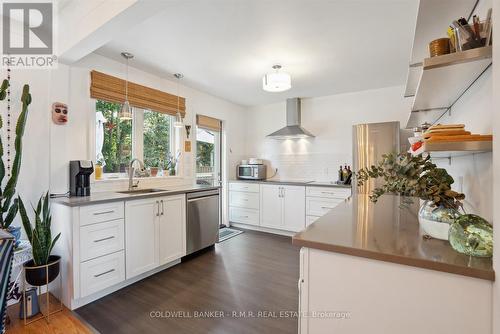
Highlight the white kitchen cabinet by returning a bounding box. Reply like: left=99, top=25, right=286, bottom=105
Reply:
left=158, top=194, right=186, bottom=266
left=261, top=184, right=305, bottom=232
left=260, top=184, right=284, bottom=229
left=229, top=182, right=261, bottom=226
left=306, top=186, right=351, bottom=225
left=299, top=247, right=492, bottom=334
left=125, top=198, right=160, bottom=279
left=282, top=186, right=306, bottom=232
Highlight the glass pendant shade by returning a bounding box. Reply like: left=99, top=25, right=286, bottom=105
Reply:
left=174, top=111, right=183, bottom=128
left=120, top=52, right=134, bottom=120
left=262, top=65, right=291, bottom=92
left=173, top=73, right=184, bottom=128
left=119, top=100, right=133, bottom=120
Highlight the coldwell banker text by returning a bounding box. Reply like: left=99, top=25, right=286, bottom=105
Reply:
left=2, top=1, right=57, bottom=68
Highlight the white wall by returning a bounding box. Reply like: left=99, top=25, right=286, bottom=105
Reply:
left=245, top=86, right=411, bottom=182
left=492, top=0, right=499, bottom=332
left=431, top=68, right=493, bottom=221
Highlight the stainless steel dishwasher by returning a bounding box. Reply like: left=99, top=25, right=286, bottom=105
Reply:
left=186, top=189, right=220, bottom=255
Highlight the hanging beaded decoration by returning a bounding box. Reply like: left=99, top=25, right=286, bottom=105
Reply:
left=6, top=60, right=11, bottom=177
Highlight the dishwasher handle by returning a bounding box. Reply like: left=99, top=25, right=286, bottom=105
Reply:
left=186, top=189, right=220, bottom=200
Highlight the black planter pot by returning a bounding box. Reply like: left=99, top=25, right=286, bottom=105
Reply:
left=23, top=255, right=61, bottom=286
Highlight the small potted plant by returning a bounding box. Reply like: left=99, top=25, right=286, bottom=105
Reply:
left=18, top=192, right=61, bottom=286
left=166, top=151, right=181, bottom=176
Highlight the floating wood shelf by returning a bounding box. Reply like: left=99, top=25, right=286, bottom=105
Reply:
left=404, top=0, right=478, bottom=97
left=406, top=46, right=492, bottom=128
left=423, top=140, right=492, bottom=158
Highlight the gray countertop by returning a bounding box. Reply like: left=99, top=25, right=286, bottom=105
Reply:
left=52, top=184, right=220, bottom=207
left=293, top=194, right=494, bottom=281
left=230, top=179, right=352, bottom=188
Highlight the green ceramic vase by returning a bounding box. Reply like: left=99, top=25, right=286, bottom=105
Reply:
left=448, top=214, right=493, bottom=257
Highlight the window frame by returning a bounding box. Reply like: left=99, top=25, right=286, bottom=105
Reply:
left=93, top=100, right=178, bottom=181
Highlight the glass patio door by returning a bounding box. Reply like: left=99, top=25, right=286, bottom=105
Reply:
left=195, top=115, right=223, bottom=225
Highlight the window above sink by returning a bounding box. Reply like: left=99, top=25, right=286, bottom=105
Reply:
left=94, top=100, right=180, bottom=180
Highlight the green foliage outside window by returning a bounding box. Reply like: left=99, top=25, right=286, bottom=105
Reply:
left=196, top=141, right=214, bottom=168
left=97, top=100, right=132, bottom=173
left=96, top=101, right=172, bottom=174
left=143, top=110, right=171, bottom=168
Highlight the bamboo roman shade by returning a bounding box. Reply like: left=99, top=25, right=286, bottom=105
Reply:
left=90, top=70, right=186, bottom=117
left=197, top=115, right=222, bottom=132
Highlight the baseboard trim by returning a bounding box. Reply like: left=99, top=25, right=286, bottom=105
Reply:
left=230, top=223, right=296, bottom=237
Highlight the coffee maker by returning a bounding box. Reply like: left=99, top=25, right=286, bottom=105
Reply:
left=70, top=160, right=94, bottom=196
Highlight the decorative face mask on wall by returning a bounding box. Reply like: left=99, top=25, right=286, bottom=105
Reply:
left=52, top=102, right=68, bottom=125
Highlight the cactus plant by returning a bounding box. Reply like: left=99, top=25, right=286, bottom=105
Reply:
left=18, top=192, right=60, bottom=266
left=0, top=80, right=32, bottom=229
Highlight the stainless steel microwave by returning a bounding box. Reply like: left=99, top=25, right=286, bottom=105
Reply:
left=237, top=164, right=267, bottom=180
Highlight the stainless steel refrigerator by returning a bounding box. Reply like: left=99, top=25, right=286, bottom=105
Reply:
left=352, top=121, right=406, bottom=194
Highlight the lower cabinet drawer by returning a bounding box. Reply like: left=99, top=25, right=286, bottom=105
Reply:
left=306, top=197, right=345, bottom=217
left=306, top=215, right=320, bottom=226
left=80, top=219, right=124, bottom=262
left=229, top=207, right=259, bottom=226
left=306, top=187, right=351, bottom=199
left=80, top=251, right=125, bottom=298
left=229, top=191, right=259, bottom=210
left=80, top=202, right=124, bottom=226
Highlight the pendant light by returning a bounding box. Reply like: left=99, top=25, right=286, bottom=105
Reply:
left=262, top=64, right=291, bottom=92
left=119, top=52, right=134, bottom=120
left=173, top=73, right=184, bottom=128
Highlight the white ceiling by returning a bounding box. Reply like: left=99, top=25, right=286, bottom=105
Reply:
left=96, top=0, right=419, bottom=106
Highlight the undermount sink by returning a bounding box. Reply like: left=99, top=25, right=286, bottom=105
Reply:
left=116, top=188, right=167, bottom=195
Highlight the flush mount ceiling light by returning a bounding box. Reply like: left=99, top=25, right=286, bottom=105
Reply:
left=174, top=73, right=184, bottom=128
left=262, top=64, right=291, bottom=92
left=119, top=52, right=134, bottom=120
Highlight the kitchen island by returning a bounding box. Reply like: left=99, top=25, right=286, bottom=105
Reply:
left=293, top=194, right=494, bottom=334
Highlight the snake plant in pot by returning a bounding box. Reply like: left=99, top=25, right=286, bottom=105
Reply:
left=19, top=192, right=61, bottom=286
left=0, top=80, right=32, bottom=245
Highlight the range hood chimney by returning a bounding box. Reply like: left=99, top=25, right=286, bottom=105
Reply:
left=267, top=98, right=315, bottom=139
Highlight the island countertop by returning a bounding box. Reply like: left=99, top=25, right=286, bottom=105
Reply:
left=52, top=184, right=220, bottom=207
left=292, top=194, right=494, bottom=281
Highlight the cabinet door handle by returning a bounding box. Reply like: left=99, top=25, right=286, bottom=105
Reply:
left=161, top=200, right=164, bottom=215
left=321, top=192, right=334, bottom=195
left=94, top=269, right=115, bottom=278
left=156, top=201, right=160, bottom=216
left=93, top=210, right=114, bottom=216
left=93, top=236, right=115, bottom=243
left=321, top=206, right=334, bottom=210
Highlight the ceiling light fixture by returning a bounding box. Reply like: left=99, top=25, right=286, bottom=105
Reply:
left=174, top=73, right=184, bottom=128
left=119, top=52, right=134, bottom=120
left=262, top=64, right=291, bottom=92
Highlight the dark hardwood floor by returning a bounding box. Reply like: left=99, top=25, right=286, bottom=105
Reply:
left=76, top=229, right=300, bottom=334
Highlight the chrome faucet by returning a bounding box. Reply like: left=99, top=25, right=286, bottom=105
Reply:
left=128, top=158, right=145, bottom=191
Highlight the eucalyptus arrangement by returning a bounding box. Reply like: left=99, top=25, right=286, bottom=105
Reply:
left=356, top=152, right=464, bottom=210
left=356, top=152, right=493, bottom=257
left=0, top=79, right=32, bottom=240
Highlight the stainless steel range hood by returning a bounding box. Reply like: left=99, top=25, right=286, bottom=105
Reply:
left=267, top=98, right=315, bottom=139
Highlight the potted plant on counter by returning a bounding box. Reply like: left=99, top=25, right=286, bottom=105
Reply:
left=166, top=151, right=181, bottom=176
left=0, top=81, right=32, bottom=246
left=356, top=153, right=492, bottom=257
left=18, top=192, right=61, bottom=286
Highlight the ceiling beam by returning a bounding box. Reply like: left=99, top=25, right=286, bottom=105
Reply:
left=58, top=0, right=167, bottom=64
